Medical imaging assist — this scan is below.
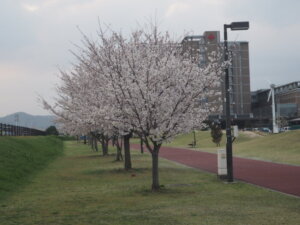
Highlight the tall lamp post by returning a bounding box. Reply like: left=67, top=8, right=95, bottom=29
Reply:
left=224, top=21, right=249, bottom=182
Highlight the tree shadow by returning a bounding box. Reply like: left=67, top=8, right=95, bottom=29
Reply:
left=82, top=167, right=151, bottom=176
left=137, top=183, right=197, bottom=195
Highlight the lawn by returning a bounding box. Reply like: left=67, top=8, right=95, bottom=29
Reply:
left=165, top=130, right=300, bottom=165
left=1, top=140, right=299, bottom=225
left=0, top=136, right=63, bottom=201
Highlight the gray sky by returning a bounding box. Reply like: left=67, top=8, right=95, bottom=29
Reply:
left=1, top=0, right=299, bottom=116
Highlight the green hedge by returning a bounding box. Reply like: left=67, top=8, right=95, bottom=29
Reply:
left=0, top=136, right=63, bottom=201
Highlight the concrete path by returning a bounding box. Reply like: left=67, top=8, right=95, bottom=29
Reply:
left=132, top=144, right=300, bottom=197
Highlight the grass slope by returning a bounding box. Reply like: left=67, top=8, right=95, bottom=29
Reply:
left=0, top=141, right=299, bottom=225
left=0, top=136, right=63, bottom=201
left=230, top=130, right=300, bottom=164
left=166, top=130, right=300, bottom=165
left=165, top=130, right=260, bottom=148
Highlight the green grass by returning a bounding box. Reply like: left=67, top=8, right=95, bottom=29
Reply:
left=57, top=135, right=76, bottom=141
left=165, top=130, right=260, bottom=148
left=0, top=136, right=63, bottom=201
left=232, top=130, right=300, bottom=165
left=131, top=131, right=256, bottom=148
left=0, top=141, right=299, bottom=225
left=165, top=130, right=300, bottom=165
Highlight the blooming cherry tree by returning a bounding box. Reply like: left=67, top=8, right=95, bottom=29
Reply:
left=79, top=25, right=224, bottom=190
left=44, top=23, right=225, bottom=191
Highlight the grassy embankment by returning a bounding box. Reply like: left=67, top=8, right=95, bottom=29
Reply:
left=0, top=140, right=299, bottom=225
left=165, top=130, right=300, bottom=165
left=0, top=136, right=63, bottom=201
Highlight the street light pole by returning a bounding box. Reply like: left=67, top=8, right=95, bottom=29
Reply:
left=224, top=24, right=234, bottom=182
left=223, top=21, right=249, bottom=183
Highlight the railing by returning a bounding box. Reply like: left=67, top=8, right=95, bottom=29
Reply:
left=0, top=123, right=46, bottom=136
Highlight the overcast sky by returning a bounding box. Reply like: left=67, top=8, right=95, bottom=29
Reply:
left=0, top=0, right=299, bottom=116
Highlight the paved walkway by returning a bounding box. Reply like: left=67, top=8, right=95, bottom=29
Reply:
left=132, top=144, right=300, bottom=197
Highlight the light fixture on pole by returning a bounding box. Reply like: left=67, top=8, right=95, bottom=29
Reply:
left=224, top=21, right=249, bottom=182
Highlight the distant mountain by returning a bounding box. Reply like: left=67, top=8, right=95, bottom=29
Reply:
left=0, top=112, right=56, bottom=131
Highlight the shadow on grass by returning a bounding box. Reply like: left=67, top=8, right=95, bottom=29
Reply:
left=82, top=167, right=151, bottom=176
left=137, top=183, right=197, bottom=196
left=84, top=166, right=198, bottom=176
left=71, top=153, right=119, bottom=159
left=78, top=154, right=103, bottom=158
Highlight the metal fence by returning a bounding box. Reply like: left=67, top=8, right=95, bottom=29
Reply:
left=0, top=123, right=45, bottom=136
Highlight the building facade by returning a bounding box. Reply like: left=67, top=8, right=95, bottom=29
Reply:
left=182, top=31, right=251, bottom=120
left=251, top=81, right=300, bottom=120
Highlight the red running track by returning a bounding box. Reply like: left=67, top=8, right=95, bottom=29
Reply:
left=131, top=144, right=300, bottom=197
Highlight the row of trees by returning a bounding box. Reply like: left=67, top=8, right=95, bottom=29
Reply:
left=43, top=23, right=226, bottom=190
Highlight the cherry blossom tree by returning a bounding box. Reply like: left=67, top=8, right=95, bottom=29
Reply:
left=78, top=24, right=225, bottom=190
left=43, top=23, right=225, bottom=191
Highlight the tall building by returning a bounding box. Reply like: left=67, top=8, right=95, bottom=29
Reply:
left=182, top=31, right=251, bottom=120
left=252, top=81, right=300, bottom=120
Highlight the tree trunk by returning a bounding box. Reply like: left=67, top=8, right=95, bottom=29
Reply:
left=140, top=138, right=144, bottom=154
left=104, top=136, right=109, bottom=155
left=101, top=140, right=108, bottom=156
left=123, top=134, right=132, bottom=170
left=112, top=136, right=116, bottom=147
left=193, top=130, right=196, bottom=147
left=151, top=148, right=160, bottom=191
left=90, top=136, right=94, bottom=150
left=94, top=137, right=98, bottom=152
left=97, top=134, right=108, bottom=156
left=83, top=135, right=87, bottom=144
left=115, top=138, right=123, bottom=161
